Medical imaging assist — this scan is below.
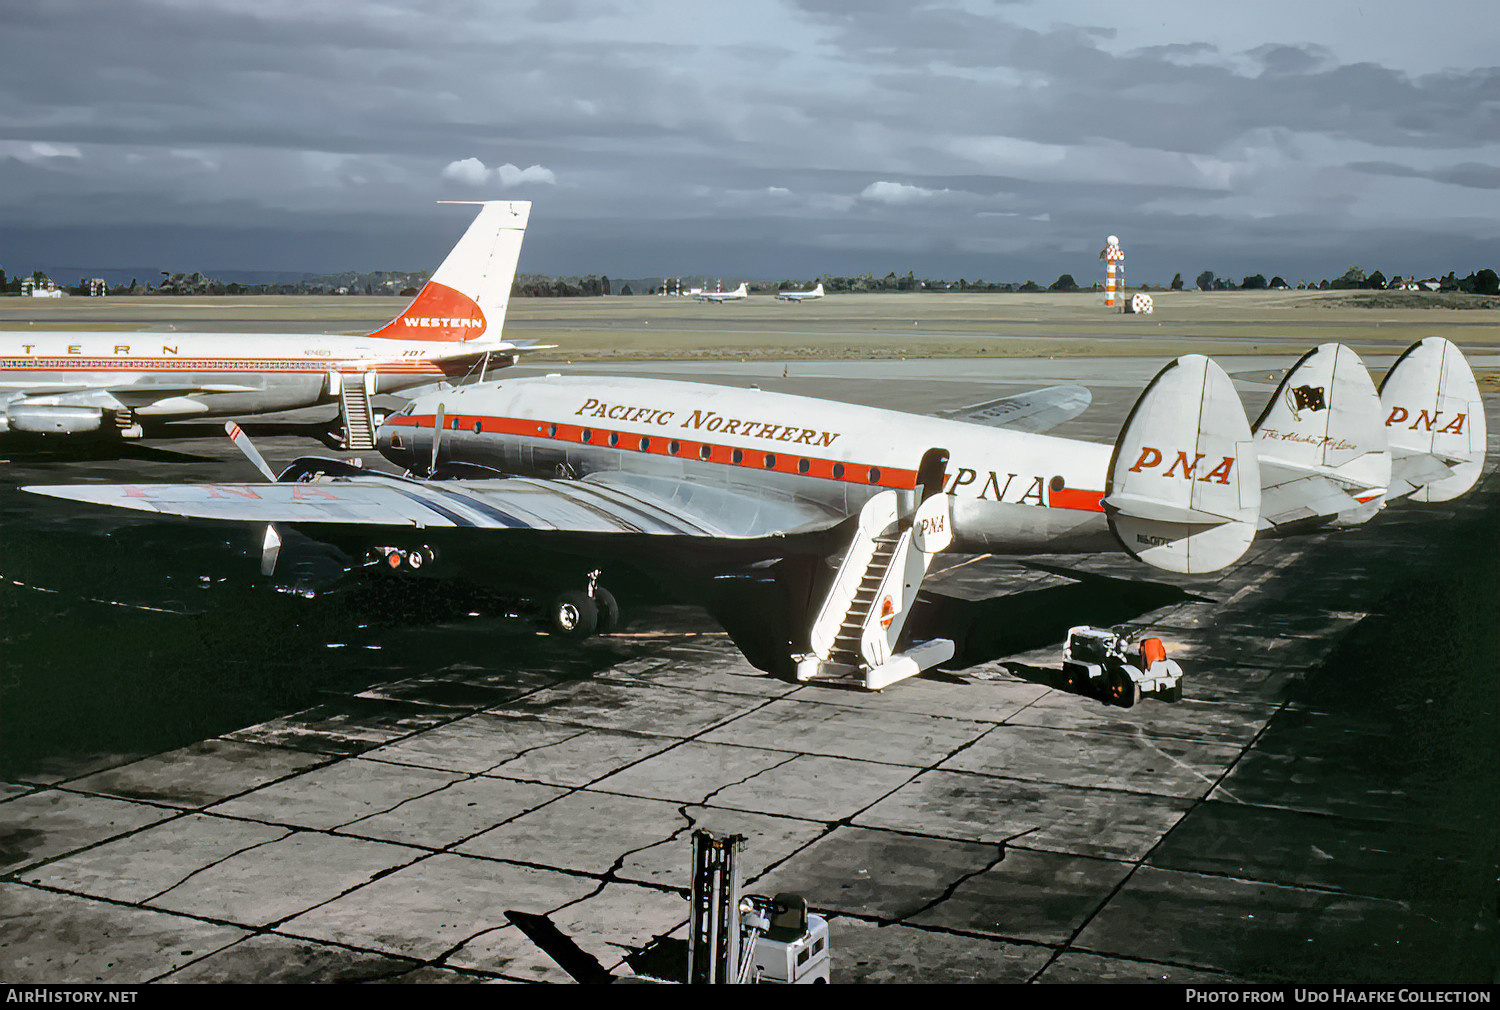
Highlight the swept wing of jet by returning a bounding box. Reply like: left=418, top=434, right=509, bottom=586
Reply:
left=1, top=201, right=541, bottom=448
left=935, top=385, right=1092, bottom=433
left=25, top=337, right=1486, bottom=691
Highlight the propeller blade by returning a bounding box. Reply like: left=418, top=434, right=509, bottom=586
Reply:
left=429, top=402, right=446, bottom=476
left=224, top=421, right=278, bottom=482
left=260, top=524, right=281, bottom=576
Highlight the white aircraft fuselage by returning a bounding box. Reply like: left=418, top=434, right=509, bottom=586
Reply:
left=0, top=330, right=510, bottom=422
left=379, top=375, right=1117, bottom=555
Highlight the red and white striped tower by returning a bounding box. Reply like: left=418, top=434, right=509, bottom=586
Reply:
left=1101, top=235, right=1124, bottom=308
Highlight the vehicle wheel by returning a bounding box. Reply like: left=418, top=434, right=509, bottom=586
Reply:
left=547, top=590, right=597, bottom=640
left=1106, top=669, right=1140, bottom=708
left=592, top=587, right=620, bottom=635
left=1063, top=663, right=1086, bottom=692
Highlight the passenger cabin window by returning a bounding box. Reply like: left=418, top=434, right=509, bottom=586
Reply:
left=797, top=459, right=810, bottom=474
left=669, top=440, right=680, bottom=455
left=699, top=445, right=711, bottom=460
left=640, top=436, right=651, bottom=451
left=868, top=467, right=881, bottom=483
left=472, top=422, right=482, bottom=434
left=764, top=454, right=776, bottom=468
left=832, top=463, right=845, bottom=478
left=609, top=432, right=619, bottom=446
left=582, top=429, right=593, bottom=443
left=732, top=449, right=743, bottom=464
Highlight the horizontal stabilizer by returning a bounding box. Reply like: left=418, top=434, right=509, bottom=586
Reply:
left=1107, top=354, right=1259, bottom=574
left=1253, top=343, right=1390, bottom=527
left=1379, top=337, right=1486, bottom=502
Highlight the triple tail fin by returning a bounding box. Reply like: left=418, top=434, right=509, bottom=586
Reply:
left=369, top=201, right=531, bottom=343
left=1103, top=354, right=1260, bottom=574
left=1379, top=337, right=1486, bottom=503
left=1253, top=343, right=1390, bottom=528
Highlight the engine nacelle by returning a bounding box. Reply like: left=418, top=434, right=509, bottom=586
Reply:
left=5, top=405, right=106, bottom=434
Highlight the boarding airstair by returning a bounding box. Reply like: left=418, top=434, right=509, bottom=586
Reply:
left=336, top=370, right=378, bottom=450
left=796, top=449, right=955, bottom=691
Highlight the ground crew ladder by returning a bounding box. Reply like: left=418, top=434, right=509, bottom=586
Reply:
left=797, top=488, right=955, bottom=691
left=825, top=529, right=901, bottom=668
left=338, top=371, right=377, bottom=450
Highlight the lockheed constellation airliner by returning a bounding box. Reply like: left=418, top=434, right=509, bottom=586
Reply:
left=28, top=325, right=1484, bottom=690
left=1, top=201, right=538, bottom=449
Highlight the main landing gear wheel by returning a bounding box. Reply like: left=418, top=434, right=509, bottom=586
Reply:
left=592, top=587, right=620, bottom=635
left=1106, top=669, right=1141, bottom=709
left=547, top=590, right=598, bottom=640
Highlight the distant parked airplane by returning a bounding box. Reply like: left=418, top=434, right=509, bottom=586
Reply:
left=0, top=201, right=539, bottom=449
left=696, top=282, right=749, bottom=303
left=775, top=283, right=824, bottom=302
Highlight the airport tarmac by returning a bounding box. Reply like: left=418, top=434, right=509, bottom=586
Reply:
left=1, top=349, right=1497, bottom=984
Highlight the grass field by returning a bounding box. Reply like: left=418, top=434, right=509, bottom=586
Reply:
left=4, top=289, right=1498, bottom=372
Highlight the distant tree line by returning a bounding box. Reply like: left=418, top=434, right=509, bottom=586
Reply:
left=1186, top=265, right=1498, bottom=295
left=5, top=264, right=1496, bottom=298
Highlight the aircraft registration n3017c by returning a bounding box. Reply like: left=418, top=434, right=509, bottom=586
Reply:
left=26, top=336, right=1486, bottom=692
left=0, top=201, right=539, bottom=449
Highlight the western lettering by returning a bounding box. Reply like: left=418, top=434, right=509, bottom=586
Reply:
left=1438, top=413, right=1467, bottom=434
left=1413, top=410, right=1439, bottom=431
left=1018, top=476, right=1045, bottom=505
left=1385, top=406, right=1408, bottom=426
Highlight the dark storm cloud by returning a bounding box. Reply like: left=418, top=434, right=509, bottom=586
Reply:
left=0, top=0, right=1495, bottom=284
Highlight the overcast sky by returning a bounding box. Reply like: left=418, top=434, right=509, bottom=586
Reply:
left=2, top=0, right=1497, bottom=285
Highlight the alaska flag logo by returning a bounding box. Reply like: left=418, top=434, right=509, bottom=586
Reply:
left=1287, top=384, right=1327, bottom=420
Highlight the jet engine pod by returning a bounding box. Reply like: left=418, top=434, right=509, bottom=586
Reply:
left=6, top=405, right=106, bottom=435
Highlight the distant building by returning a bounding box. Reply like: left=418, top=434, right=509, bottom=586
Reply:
left=20, top=277, right=63, bottom=298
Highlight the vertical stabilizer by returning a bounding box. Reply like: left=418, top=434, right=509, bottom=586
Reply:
left=1379, top=337, right=1486, bottom=502
left=1252, top=343, right=1391, bottom=527
left=369, top=201, right=531, bottom=342
left=1104, top=355, right=1260, bottom=574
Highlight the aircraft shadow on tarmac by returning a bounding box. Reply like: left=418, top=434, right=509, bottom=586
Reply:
left=0, top=417, right=346, bottom=463
left=0, top=436, right=221, bottom=465
left=910, top=563, right=1205, bottom=686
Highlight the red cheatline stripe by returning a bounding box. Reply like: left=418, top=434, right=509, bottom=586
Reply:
left=1049, top=487, right=1105, bottom=512
left=0, top=359, right=446, bottom=374
left=389, top=413, right=919, bottom=489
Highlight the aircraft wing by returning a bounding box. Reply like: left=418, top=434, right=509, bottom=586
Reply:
left=23, top=464, right=845, bottom=541
left=935, top=385, right=1091, bottom=433
left=6, top=383, right=260, bottom=408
